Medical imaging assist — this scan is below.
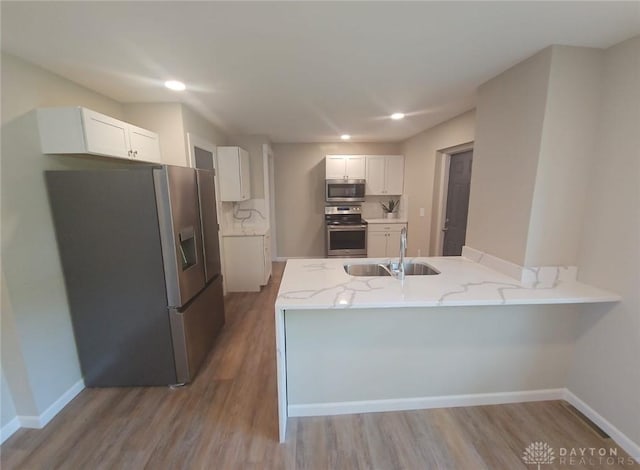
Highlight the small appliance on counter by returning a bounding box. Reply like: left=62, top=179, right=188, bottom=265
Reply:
left=46, top=165, right=225, bottom=387
left=325, top=205, right=367, bottom=257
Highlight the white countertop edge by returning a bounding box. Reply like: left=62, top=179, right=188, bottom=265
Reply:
left=276, top=294, right=621, bottom=311
left=364, top=218, right=408, bottom=224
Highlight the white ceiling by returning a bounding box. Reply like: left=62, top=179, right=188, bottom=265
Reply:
left=2, top=2, right=638, bottom=143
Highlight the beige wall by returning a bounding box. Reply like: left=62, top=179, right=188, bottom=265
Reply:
left=466, top=48, right=552, bottom=265
left=1, top=53, right=132, bottom=418
left=402, top=110, right=475, bottom=256
left=227, top=135, right=270, bottom=198
left=124, top=102, right=228, bottom=167
left=273, top=142, right=402, bottom=258
left=526, top=46, right=603, bottom=266
left=568, top=36, right=640, bottom=448
left=180, top=104, right=228, bottom=157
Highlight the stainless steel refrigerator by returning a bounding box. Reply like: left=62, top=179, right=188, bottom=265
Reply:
left=46, top=165, right=225, bottom=386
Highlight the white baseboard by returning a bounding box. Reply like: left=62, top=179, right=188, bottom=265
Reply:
left=0, top=417, right=20, bottom=444
left=564, top=389, right=640, bottom=463
left=17, top=379, right=84, bottom=429
left=288, top=388, right=565, bottom=417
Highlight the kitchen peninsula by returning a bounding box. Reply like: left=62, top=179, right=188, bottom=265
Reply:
left=274, top=251, right=619, bottom=441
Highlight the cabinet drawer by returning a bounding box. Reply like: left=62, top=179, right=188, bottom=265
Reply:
left=367, top=223, right=406, bottom=233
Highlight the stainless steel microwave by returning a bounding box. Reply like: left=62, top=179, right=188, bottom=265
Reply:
left=325, top=179, right=366, bottom=203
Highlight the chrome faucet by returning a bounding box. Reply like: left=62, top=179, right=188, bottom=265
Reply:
left=397, top=226, right=407, bottom=280
left=377, top=226, right=407, bottom=280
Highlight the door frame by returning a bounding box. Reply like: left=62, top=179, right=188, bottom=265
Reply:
left=187, top=132, right=227, bottom=293
left=433, top=142, right=474, bottom=256
left=263, top=143, right=277, bottom=260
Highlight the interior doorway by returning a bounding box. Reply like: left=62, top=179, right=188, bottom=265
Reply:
left=442, top=149, right=473, bottom=256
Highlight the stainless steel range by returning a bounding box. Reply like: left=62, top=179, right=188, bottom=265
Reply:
left=325, top=205, right=367, bottom=258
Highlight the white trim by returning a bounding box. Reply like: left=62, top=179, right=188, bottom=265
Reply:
left=564, top=389, right=640, bottom=463
left=0, top=417, right=20, bottom=444
left=289, top=388, right=564, bottom=417
left=17, top=379, right=84, bottom=429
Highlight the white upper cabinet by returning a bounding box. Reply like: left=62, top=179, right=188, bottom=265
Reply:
left=365, top=155, right=404, bottom=195
left=217, top=146, right=251, bottom=201
left=37, top=107, right=162, bottom=164
left=127, top=124, right=163, bottom=163
left=325, top=155, right=365, bottom=180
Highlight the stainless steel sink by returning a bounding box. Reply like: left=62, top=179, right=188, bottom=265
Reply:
left=344, top=263, right=392, bottom=276
left=344, top=262, right=440, bottom=277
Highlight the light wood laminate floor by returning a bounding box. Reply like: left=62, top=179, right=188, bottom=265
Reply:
left=1, top=263, right=634, bottom=469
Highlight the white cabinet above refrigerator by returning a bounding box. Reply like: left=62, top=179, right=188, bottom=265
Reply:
left=36, top=107, right=162, bottom=163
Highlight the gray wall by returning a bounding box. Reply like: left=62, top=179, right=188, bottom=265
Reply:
left=467, top=45, right=607, bottom=268
left=1, top=368, right=17, bottom=428
left=466, top=48, right=552, bottom=265
left=568, top=35, right=640, bottom=448
left=272, top=142, right=402, bottom=258
left=526, top=46, right=603, bottom=266
left=402, top=110, right=475, bottom=256
left=1, top=52, right=129, bottom=419
left=0, top=53, right=229, bottom=424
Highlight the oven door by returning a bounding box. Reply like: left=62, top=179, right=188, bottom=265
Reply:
left=326, top=224, right=367, bottom=257
left=325, top=179, right=366, bottom=203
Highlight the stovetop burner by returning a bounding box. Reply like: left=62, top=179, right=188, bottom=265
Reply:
left=325, top=205, right=365, bottom=226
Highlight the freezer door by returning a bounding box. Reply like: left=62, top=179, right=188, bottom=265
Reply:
left=154, top=166, right=206, bottom=307
left=196, top=169, right=222, bottom=282
left=170, top=275, right=225, bottom=384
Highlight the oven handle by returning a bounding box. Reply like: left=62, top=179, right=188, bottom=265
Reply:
left=327, top=225, right=368, bottom=231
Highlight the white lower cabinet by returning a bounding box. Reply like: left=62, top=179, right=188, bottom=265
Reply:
left=367, top=223, right=407, bottom=258
left=223, top=232, right=271, bottom=292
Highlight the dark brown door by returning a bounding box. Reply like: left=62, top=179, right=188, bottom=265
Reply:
left=443, top=150, right=473, bottom=256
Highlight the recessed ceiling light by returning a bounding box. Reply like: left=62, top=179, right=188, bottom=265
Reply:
left=340, top=134, right=351, bottom=140
left=391, top=113, right=405, bottom=120
left=164, top=80, right=186, bottom=91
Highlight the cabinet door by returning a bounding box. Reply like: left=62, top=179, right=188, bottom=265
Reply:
left=365, top=156, right=386, bottom=195
left=81, top=108, right=130, bottom=159
left=223, top=236, right=263, bottom=292
left=217, top=147, right=242, bottom=201
left=345, top=156, right=366, bottom=179
left=128, top=125, right=162, bottom=163
left=239, top=148, right=251, bottom=200
left=386, top=230, right=401, bottom=257
left=384, top=155, right=405, bottom=195
left=367, top=231, right=388, bottom=258
left=326, top=156, right=347, bottom=179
